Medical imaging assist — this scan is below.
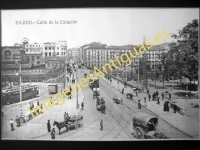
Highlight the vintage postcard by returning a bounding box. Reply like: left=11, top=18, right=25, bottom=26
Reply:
left=1, top=8, right=199, bottom=140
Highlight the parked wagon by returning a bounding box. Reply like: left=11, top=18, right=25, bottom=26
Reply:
left=170, top=101, right=185, bottom=115
left=112, top=95, right=122, bottom=104
left=93, top=88, right=100, bottom=99
left=126, top=93, right=134, bottom=100
left=131, top=112, right=168, bottom=139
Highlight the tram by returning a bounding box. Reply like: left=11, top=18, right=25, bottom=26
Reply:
left=88, top=74, right=99, bottom=90
left=2, top=85, right=39, bottom=105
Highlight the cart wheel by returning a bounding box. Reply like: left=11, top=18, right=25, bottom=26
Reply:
left=135, top=127, right=144, bottom=139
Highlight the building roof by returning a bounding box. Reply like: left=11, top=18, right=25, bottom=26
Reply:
left=2, top=63, right=32, bottom=69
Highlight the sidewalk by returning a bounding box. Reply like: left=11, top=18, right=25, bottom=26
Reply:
left=2, top=80, right=84, bottom=140
left=99, top=75, right=199, bottom=138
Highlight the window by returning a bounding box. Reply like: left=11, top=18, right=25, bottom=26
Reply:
left=49, top=52, right=51, bottom=56
left=57, top=52, right=59, bottom=55
left=45, top=52, right=47, bottom=56
left=33, top=45, right=34, bottom=47
left=45, top=47, right=47, bottom=50
left=37, top=56, right=40, bottom=59
left=49, top=47, right=51, bottom=50
left=37, top=61, right=40, bottom=64
left=26, top=49, right=28, bottom=52
left=32, top=56, right=34, bottom=61
left=57, top=47, right=59, bottom=49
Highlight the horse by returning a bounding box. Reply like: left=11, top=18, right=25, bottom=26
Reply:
left=53, top=120, right=68, bottom=135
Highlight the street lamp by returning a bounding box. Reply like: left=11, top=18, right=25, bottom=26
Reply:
left=15, top=61, right=23, bottom=117
left=172, top=76, right=173, bottom=90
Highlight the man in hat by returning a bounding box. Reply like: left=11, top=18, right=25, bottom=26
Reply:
left=138, top=100, right=141, bottom=109
left=100, top=119, right=103, bottom=130
left=51, top=128, right=56, bottom=139
left=81, top=102, right=84, bottom=110
left=162, top=92, right=164, bottom=100
left=47, top=120, right=51, bottom=132
left=157, top=97, right=160, bottom=105
left=169, top=93, right=171, bottom=101
left=148, top=93, right=151, bottom=101
left=15, top=116, right=20, bottom=127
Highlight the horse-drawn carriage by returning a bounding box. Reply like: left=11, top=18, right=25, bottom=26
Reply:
left=112, top=95, right=122, bottom=104
left=53, top=115, right=83, bottom=135
left=131, top=112, right=168, bottom=139
left=93, top=88, right=100, bottom=99
left=96, top=97, right=106, bottom=113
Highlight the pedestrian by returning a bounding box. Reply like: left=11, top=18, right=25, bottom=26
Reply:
left=64, top=112, right=67, bottom=122
left=148, top=94, right=151, bottom=101
left=173, top=104, right=177, bottom=113
left=110, top=78, right=112, bottom=83
left=157, top=97, right=160, bottom=105
left=156, top=90, right=158, bottom=96
left=138, top=100, right=141, bottom=109
left=144, top=97, right=147, bottom=107
left=136, top=91, right=138, bottom=97
left=10, top=119, right=14, bottom=131
left=51, top=128, right=56, bottom=139
left=185, top=95, right=188, bottom=101
left=121, top=87, right=124, bottom=94
left=47, top=120, right=51, bottom=132
left=70, top=87, right=72, bottom=92
left=37, top=100, right=39, bottom=106
left=81, top=102, right=84, bottom=110
left=147, top=89, right=149, bottom=95
left=169, top=93, right=171, bottom=101
left=100, top=119, right=103, bottom=130
left=162, top=93, right=164, bottom=100
left=16, top=116, right=20, bottom=127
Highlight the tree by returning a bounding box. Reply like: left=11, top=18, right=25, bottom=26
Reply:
left=170, top=19, right=198, bottom=95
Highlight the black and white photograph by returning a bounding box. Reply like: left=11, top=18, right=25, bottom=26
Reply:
left=1, top=8, right=199, bottom=140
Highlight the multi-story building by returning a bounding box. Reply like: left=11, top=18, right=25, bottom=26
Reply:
left=25, top=43, right=44, bottom=66
left=68, top=47, right=80, bottom=60
left=2, top=46, right=26, bottom=63
left=44, top=41, right=67, bottom=57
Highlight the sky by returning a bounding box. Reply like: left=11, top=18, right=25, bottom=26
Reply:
left=1, top=8, right=199, bottom=48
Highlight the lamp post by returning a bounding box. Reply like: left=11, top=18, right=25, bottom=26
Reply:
left=137, top=58, right=140, bottom=88
left=172, top=76, right=173, bottom=90
left=16, top=61, right=23, bottom=116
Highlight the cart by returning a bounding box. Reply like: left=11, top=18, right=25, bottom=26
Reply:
left=126, top=93, right=134, bottom=100
left=112, top=95, right=122, bottom=104
left=170, top=101, right=185, bottom=115
left=131, top=112, right=168, bottom=139
left=68, top=115, right=83, bottom=129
